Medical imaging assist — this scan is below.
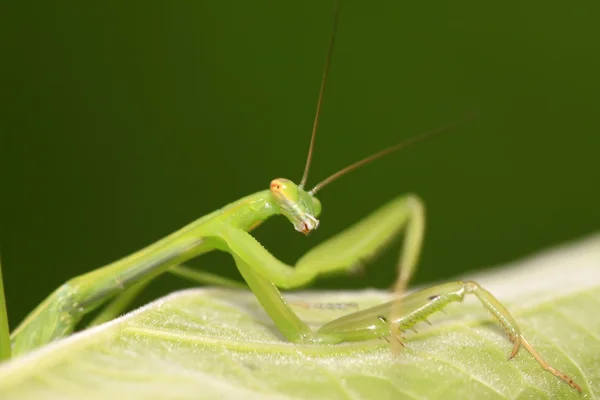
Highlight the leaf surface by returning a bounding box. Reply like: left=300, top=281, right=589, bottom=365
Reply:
left=1, top=235, right=599, bottom=400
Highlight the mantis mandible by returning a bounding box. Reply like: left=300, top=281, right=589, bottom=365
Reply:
left=0, top=1, right=582, bottom=393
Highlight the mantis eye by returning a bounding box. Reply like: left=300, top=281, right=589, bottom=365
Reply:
left=270, top=178, right=298, bottom=202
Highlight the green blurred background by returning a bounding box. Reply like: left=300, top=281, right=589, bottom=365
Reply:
left=2, top=1, right=599, bottom=329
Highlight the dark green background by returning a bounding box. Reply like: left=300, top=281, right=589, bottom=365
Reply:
left=2, top=2, right=599, bottom=329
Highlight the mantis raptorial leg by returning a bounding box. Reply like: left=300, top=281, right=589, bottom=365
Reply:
left=1, top=0, right=582, bottom=394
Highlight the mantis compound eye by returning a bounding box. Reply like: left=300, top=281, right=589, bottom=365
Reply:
left=270, top=178, right=298, bottom=202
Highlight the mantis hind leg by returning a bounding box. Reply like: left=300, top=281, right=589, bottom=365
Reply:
left=87, top=265, right=248, bottom=328
left=10, top=236, right=213, bottom=355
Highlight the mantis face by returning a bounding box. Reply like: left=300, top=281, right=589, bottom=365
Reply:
left=270, top=178, right=321, bottom=235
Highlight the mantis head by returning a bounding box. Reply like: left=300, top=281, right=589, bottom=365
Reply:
left=270, top=178, right=322, bottom=235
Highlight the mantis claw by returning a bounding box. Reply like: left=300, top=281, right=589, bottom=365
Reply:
left=508, top=336, right=521, bottom=360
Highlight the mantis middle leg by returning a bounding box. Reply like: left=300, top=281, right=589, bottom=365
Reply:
left=217, top=194, right=425, bottom=340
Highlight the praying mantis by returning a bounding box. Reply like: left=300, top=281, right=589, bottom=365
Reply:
left=0, top=1, right=583, bottom=395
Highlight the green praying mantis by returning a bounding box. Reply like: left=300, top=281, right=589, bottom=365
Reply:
left=0, top=1, right=582, bottom=394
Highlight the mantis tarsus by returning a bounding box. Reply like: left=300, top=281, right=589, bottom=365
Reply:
left=0, top=1, right=582, bottom=394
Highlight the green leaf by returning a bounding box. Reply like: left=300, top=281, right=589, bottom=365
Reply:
left=1, top=235, right=599, bottom=400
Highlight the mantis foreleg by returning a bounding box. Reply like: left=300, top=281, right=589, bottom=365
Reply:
left=316, top=280, right=583, bottom=392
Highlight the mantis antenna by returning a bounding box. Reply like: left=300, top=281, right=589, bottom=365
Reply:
left=309, top=114, right=476, bottom=195
left=299, top=0, right=340, bottom=189
left=298, top=1, right=475, bottom=195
